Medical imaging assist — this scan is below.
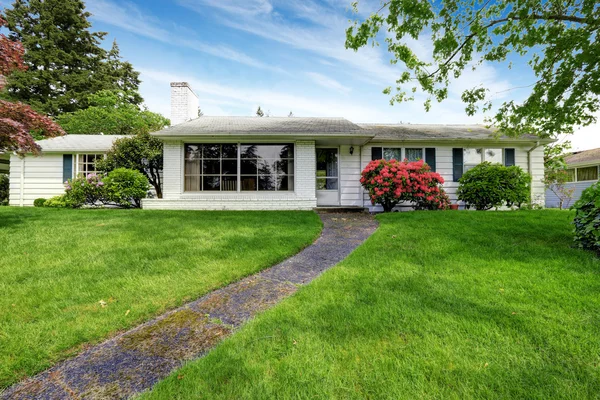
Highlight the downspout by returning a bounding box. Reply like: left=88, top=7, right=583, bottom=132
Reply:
left=527, top=141, right=541, bottom=205
left=19, top=157, right=25, bottom=207
left=359, top=144, right=363, bottom=208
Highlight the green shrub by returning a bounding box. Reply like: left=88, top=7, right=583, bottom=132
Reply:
left=33, top=198, right=47, bottom=207
left=103, top=168, right=149, bottom=208
left=572, top=182, right=600, bottom=255
left=0, top=174, right=8, bottom=206
left=457, top=162, right=531, bottom=210
left=64, top=173, right=106, bottom=208
left=43, top=195, right=70, bottom=208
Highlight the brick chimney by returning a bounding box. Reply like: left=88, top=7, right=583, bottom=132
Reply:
left=170, top=82, right=199, bottom=125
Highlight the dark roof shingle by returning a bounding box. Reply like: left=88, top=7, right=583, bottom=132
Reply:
left=154, top=116, right=364, bottom=136
left=152, top=116, right=552, bottom=143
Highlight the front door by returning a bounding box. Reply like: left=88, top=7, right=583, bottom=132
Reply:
left=316, top=148, right=339, bottom=206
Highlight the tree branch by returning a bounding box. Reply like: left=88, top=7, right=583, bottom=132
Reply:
left=427, top=13, right=594, bottom=79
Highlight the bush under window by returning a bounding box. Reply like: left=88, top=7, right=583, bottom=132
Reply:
left=0, top=174, right=8, bottom=206
left=572, top=182, right=600, bottom=255
left=360, top=159, right=450, bottom=212
left=61, top=168, right=148, bottom=208
left=457, top=162, right=531, bottom=210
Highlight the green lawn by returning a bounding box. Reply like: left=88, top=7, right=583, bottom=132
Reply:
left=0, top=208, right=322, bottom=389
left=143, top=210, right=600, bottom=399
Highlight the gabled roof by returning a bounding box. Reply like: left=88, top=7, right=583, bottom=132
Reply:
left=565, top=147, right=600, bottom=166
left=153, top=116, right=366, bottom=136
left=36, top=135, right=130, bottom=153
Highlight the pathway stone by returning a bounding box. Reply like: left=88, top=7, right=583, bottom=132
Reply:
left=1, top=212, right=378, bottom=400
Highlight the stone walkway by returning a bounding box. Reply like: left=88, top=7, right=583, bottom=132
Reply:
left=2, top=212, right=378, bottom=400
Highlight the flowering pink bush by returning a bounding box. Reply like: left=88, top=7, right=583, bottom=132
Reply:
left=64, top=173, right=107, bottom=207
left=360, top=159, right=450, bottom=212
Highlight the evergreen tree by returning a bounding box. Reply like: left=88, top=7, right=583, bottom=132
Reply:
left=100, top=40, right=142, bottom=105
left=1, top=0, right=142, bottom=116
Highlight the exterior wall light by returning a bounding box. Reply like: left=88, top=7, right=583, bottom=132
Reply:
left=349, top=146, right=354, bottom=155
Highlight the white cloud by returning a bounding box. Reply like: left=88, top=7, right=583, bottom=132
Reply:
left=177, top=0, right=273, bottom=16
left=139, top=68, right=394, bottom=121
left=176, top=0, right=401, bottom=86
left=306, top=72, right=351, bottom=94
left=86, top=0, right=284, bottom=74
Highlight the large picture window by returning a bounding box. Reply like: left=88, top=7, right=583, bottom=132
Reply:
left=184, top=144, right=294, bottom=192
left=185, top=144, right=238, bottom=191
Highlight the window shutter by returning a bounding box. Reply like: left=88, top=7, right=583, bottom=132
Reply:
left=63, top=154, right=73, bottom=182
left=371, top=147, right=382, bottom=160
left=425, top=148, right=436, bottom=172
left=452, top=148, right=463, bottom=181
left=504, top=148, right=515, bottom=167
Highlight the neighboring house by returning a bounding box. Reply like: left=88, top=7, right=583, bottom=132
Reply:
left=142, top=82, right=550, bottom=211
left=8, top=135, right=127, bottom=206
left=545, top=147, right=600, bottom=208
left=8, top=82, right=551, bottom=210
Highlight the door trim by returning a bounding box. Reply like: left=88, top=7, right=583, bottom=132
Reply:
left=315, top=146, right=340, bottom=206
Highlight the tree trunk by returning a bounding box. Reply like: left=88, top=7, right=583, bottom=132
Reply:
left=382, top=201, right=397, bottom=212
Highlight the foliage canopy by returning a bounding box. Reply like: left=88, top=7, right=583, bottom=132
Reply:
left=96, top=132, right=164, bottom=198
left=346, top=0, right=600, bottom=137
left=57, top=91, right=169, bottom=136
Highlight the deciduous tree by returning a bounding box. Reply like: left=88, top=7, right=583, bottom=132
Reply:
left=0, top=16, right=25, bottom=76
left=0, top=100, right=65, bottom=155
left=95, top=133, right=164, bottom=198
left=1, top=16, right=64, bottom=155
left=346, top=0, right=600, bottom=138
left=57, top=90, right=169, bottom=136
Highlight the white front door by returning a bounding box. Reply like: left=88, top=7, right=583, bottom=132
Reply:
left=316, top=147, right=340, bottom=206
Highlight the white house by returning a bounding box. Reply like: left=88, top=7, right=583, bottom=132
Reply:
left=8, top=82, right=551, bottom=210
left=8, top=135, right=128, bottom=206
left=142, top=82, right=550, bottom=211
left=545, top=147, right=600, bottom=208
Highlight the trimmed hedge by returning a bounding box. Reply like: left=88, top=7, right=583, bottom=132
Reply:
left=457, top=162, right=531, bottom=210
left=33, top=198, right=47, bottom=207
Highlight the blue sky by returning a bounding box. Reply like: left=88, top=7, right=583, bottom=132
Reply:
left=3, top=0, right=599, bottom=150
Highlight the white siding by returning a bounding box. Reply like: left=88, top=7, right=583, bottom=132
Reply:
left=359, top=143, right=546, bottom=211
left=143, top=140, right=317, bottom=210
left=528, top=146, right=546, bottom=206
left=339, top=145, right=362, bottom=206
left=162, top=140, right=183, bottom=199
left=9, top=154, right=65, bottom=206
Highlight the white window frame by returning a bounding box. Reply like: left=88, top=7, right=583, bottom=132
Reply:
left=73, top=153, right=105, bottom=177
left=463, top=148, right=509, bottom=173
left=570, top=165, right=600, bottom=182
left=183, top=143, right=296, bottom=193
left=382, top=147, right=426, bottom=162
